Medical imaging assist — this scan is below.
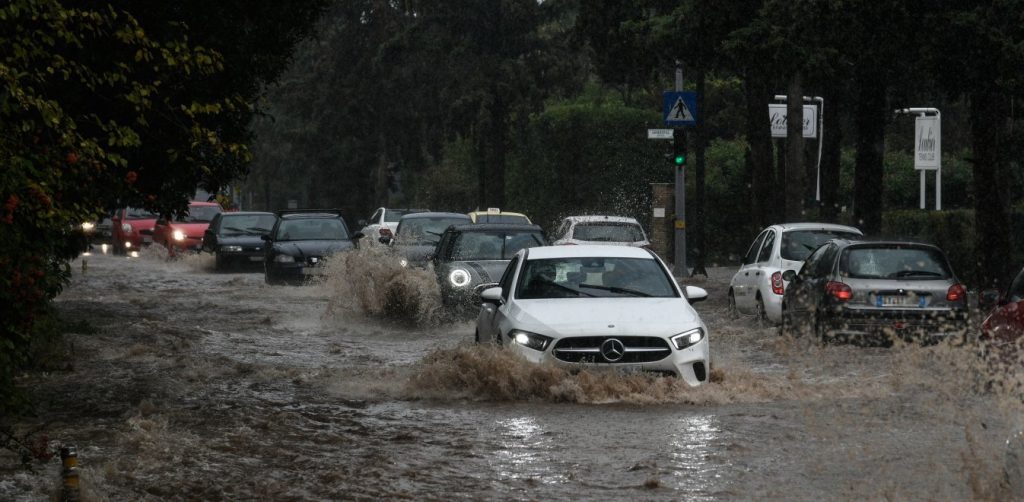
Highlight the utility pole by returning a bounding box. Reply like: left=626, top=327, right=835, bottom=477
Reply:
left=673, top=60, right=687, bottom=277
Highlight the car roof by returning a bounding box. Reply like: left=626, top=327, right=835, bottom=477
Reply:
left=771, top=222, right=863, bottom=234
left=468, top=210, right=529, bottom=217
left=525, top=244, right=653, bottom=260
left=280, top=212, right=343, bottom=219
left=832, top=238, right=941, bottom=250
left=400, top=212, right=472, bottom=220
left=448, top=223, right=542, bottom=233
left=563, top=215, right=640, bottom=224
left=220, top=211, right=274, bottom=217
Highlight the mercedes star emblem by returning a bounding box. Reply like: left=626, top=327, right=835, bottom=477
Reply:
left=600, top=338, right=625, bottom=362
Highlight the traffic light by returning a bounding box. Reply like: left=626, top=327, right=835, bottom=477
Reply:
left=672, top=129, right=687, bottom=167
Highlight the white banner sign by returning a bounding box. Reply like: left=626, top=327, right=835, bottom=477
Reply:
left=914, top=116, right=940, bottom=170
left=769, top=104, right=818, bottom=138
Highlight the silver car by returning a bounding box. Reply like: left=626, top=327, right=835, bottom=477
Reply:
left=780, top=239, right=968, bottom=344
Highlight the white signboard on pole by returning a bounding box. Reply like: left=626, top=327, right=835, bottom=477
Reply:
left=914, top=115, right=940, bottom=170
left=769, top=104, right=818, bottom=138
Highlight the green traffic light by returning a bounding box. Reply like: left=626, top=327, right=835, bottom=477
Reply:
left=674, top=154, right=686, bottom=165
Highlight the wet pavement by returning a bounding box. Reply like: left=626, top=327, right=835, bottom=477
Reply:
left=1, top=249, right=1021, bottom=500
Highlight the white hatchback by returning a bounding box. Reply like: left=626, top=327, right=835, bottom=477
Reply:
left=728, top=222, right=862, bottom=324
left=551, top=215, right=651, bottom=248
left=475, top=245, right=710, bottom=385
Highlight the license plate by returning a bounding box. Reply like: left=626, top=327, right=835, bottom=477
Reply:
left=249, top=256, right=263, bottom=262
left=877, top=295, right=913, bottom=307
left=142, top=236, right=153, bottom=244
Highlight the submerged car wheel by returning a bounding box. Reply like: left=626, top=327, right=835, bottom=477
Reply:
left=727, top=290, right=738, bottom=319
left=214, top=253, right=226, bottom=271
left=755, top=295, right=767, bottom=326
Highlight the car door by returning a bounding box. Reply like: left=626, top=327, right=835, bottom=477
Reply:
left=733, top=229, right=768, bottom=312
left=479, top=255, right=519, bottom=343
left=785, top=243, right=830, bottom=324
left=750, top=229, right=777, bottom=301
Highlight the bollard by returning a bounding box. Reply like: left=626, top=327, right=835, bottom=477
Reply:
left=60, top=445, right=80, bottom=502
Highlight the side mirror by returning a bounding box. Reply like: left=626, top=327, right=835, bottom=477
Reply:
left=358, top=219, right=367, bottom=227
left=260, top=234, right=272, bottom=242
left=782, top=269, right=798, bottom=282
left=480, top=286, right=502, bottom=304
left=979, top=288, right=1001, bottom=311
left=684, top=286, right=708, bottom=303
left=352, top=231, right=365, bottom=240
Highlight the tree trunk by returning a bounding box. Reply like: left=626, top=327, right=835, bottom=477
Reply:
left=853, top=76, right=885, bottom=235
left=785, top=72, right=805, bottom=220
left=744, top=72, right=774, bottom=229
left=821, top=86, right=842, bottom=221
left=692, top=69, right=707, bottom=276
left=970, top=89, right=1013, bottom=288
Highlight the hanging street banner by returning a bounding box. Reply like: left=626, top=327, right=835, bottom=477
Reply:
left=914, top=115, right=940, bottom=170
left=769, top=104, right=818, bottom=138
left=663, top=91, right=698, bottom=126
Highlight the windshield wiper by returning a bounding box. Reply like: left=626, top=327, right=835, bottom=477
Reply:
left=578, top=283, right=651, bottom=297
left=534, top=279, right=594, bottom=297
left=223, top=226, right=260, bottom=235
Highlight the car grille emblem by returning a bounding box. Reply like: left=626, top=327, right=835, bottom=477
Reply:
left=600, top=338, right=625, bottom=362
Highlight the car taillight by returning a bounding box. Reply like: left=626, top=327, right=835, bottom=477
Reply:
left=771, top=271, right=785, bottom=295
left=826, top=281, right=852, bottom=301
left=379, top=228, right=393, bottom=238
left=946, top=283, right=966, bottom=302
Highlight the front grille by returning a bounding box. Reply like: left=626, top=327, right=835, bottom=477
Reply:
left=553, top=336, right=670, bottom=363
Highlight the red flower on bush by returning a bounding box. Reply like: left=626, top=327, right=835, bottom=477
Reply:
left=66, top=151, right=79, bottom=165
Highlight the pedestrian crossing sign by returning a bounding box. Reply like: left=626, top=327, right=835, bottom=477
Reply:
left=663, top=91, right=698, bottom=126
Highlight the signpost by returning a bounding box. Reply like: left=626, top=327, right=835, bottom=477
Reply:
left=660, top=62, right=699, bottom=276
left=896, top=108, right=941, bottom=210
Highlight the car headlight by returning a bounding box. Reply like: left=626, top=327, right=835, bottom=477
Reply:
left=449, top=269, right=471, bottom=288
left=399, top=258, right=409, bottom=268
left=509, top=330, right=552, bottom=351
left=172, top=229, right=186, bottom=241
left=274, top=254, right=295, bottom=263
left=81, top=222, right=95, bottom=231
left=121, top=223, right=133, bottom=233
left=670, top=328, right=705, bottom=350
left=221, top=245, right=243, bottom=252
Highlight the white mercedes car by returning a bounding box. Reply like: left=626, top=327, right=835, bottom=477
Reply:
left=475, top=245, right=710, bottom=385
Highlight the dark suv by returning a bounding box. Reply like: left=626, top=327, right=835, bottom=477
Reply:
left=262, top=210, right=363, bottom=284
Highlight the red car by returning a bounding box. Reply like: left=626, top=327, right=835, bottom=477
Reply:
left=153, top=201, right=222, bottom=256
left=111, top=207, right=159, bottom=255
left=979, top=267, right=1024, bottom=368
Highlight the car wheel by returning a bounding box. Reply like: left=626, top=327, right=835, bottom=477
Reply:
left=755, top=295, right=767, bottom=326
left=214, top=254, right=226, bottom=271
left=727, top=290, right=738, bottom=319
left=474, top=329, right=482, bottom=344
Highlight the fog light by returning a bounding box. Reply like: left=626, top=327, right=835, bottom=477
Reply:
left=509, top=330, right=552, bottom=351
left=125, top=241, right=132, bottom=249
left=129, top=251, right=139, bottom=258
left=670, top=328, right=704, bottom=350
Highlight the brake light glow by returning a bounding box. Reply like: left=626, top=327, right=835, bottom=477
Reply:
left=946, top=283, right=966, bottom=302
left=771, top=271, right=785, bottom=295
left=826, top=281, right=853, bottom=301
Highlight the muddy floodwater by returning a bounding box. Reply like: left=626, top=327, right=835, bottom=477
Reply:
left=2, top=249, right=1022, bottom=500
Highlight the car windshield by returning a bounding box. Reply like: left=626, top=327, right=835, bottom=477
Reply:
left=515, top=257, right=677, bottom=299
left=396, top=216, right=470, bottom=244
left=275, top=218, right=349, bottom=241
left=473, top=214, right=529, bottom=224
left=839, top=246, right=951, bottom=280
left=177, top=205, right=222, bottom=223
left=572, top=222, right=645, bottom=242
left=781, top=230, right=861, bottom=261
left=219, top=214, right=277, bottom=236
left=125, top=207, right=156, bottom=220
left=451, top=231, right=544, bottom=260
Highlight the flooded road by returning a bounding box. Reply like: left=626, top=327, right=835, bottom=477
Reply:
left=3, top=250, right=1021, bottom=500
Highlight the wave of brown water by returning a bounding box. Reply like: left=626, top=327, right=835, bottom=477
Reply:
left=317, top=247, right=446, bottom=326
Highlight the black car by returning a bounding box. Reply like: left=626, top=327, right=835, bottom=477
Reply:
left=262, top=210, right=363, bottom=284
left=780, top=239, right=968, bottom=345
left=431, top=223, right=547, bottom=307
left=384, top=212, right=472, bottom=268
left=202, top=211, right=277, bottom=270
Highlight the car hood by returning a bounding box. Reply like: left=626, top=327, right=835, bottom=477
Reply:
left=442, top=260, right=509, bottom=284
left=513, top=297, right=701, bottom=338
left=217, top=235, right=265, bottom=247
left=169, top=222, right=211, bottom=238
left=394, top=243, right=436, bottom=263
left=273, top=240, right=354, bottom=257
